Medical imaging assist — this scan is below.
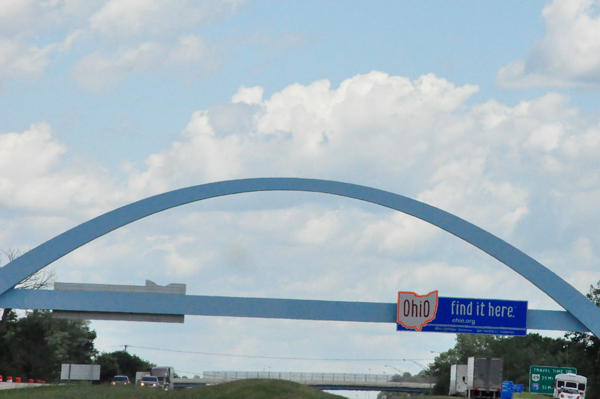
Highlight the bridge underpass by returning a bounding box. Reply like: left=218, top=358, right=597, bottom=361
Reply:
left=172, top=372, right=436, bottom=393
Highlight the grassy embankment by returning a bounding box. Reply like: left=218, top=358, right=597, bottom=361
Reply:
left=0, top=380, right=554, bottom=399
left=0, top=379, right=346, bottom=399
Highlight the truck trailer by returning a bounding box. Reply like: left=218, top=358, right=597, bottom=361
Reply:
left=449, top=364, right=468, bottom=396
left=466, top=357, right=503, bottom=398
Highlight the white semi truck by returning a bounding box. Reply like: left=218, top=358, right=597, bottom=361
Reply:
left=449, top=364, right=468, bottom=396
left=466, top=357, right=503, bottom=398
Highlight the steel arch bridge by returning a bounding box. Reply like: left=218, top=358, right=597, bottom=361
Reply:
left=0, top=178, right=597, bottom=336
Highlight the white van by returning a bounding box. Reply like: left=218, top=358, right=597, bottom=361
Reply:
left=554, top=373, right=587, bottom=399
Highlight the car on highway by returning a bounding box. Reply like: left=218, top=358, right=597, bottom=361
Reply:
left=557, top=388, right=582, bottom=399
left=111, top=375, right=130, bottom=386
left=140, top=375, right=160, bottom=388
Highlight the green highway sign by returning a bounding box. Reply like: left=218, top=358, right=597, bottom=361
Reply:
left=529, top=366, right=576, bottom=394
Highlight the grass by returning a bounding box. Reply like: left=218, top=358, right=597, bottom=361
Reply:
left=0, top=381, right=558, bottom=399
left=0, top=379, right=347, bottom=399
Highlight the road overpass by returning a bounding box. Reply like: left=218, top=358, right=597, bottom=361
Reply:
left=173, top=371, right=436, bottom=393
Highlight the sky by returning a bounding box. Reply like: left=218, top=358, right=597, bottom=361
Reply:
left=2, top=0, right=600, bottom=396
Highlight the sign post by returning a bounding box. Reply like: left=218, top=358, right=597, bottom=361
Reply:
left=529, top=366, right=576, bottom=394
left=396, top=291, right=528, bottom=336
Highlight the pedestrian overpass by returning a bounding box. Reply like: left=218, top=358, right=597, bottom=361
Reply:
left=173, top=371, right=436, bottom=393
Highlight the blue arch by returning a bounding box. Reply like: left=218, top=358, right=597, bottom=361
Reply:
left=0, top=178, right=598, bottom=335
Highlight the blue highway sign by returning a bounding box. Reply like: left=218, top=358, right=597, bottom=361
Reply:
left=512, top=384, right=524, bottom=393
left=397, top=295, right=527, bottom=336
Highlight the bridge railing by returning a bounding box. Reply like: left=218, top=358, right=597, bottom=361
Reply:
left=202, top=371, right=432, bottom=383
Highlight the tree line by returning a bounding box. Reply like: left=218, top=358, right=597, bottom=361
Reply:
left=0, top=309, right=154, bottom=383
left=0, top=248, right=155, bottom=383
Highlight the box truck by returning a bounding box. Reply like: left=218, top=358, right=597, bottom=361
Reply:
left=466, top=357, right=503, bottom=398
left=151, top=366, right=175, bottom=390
left=450, top=364, right=468, bottom=396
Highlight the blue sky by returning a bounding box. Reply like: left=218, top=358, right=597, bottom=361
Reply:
left=2, top=1, right=600, bottom=396
left=1, top=0, right=555, bottom=170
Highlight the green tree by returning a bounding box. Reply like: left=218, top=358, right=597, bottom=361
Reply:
left=96, top=352, right=120, bottom=382
left=0, top=310, right=97, bottom=381
left=0, top=248, right=56, bottom=334
left=95, top=350, right=155, bottom=382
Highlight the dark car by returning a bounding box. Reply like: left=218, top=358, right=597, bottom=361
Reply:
left=111, top=375, right=130, bottom=386
left=140, top=375, right=160, bottom=388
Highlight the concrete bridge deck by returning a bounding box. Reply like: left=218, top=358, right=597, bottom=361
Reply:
left=173, top=372, right=436, bottom=393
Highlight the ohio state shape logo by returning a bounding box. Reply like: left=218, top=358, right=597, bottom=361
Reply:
left=397, top=291, right=439, bottom=331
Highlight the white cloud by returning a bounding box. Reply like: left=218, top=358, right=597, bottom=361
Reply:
left=73, top=42, right=164, bottom=89
left=129, top=72, right=480, bottom=191
left=525, top=123, right=565, bottom=152
left=0, top=122, right=65, bottom=179
left=73, top=35, right=219, bottom=90
left=0, top=0, right=242, bottom=86
left=0, top=123, right=123, bottom=215
left=294, top=210, right=343, bottom=245
left=359, top=213, right=440, bottom=257
left=0, top=0, right=99, bottom=81
left=232, top=85, right=265, bottom=105
left=497, top=0, right=600, bottom=88
left=0, top=38, right=53, bottom=79
left=0, top=0, right=105, bottom=35
left=73, top=0, right=240, bottom=89
left=89, top=0, right=177, bottom=37
left=69, top=0, right=243, bottom=89
left=89, top=0, right=243, bottom=39
left=127, top=72, right=543, bottom=237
